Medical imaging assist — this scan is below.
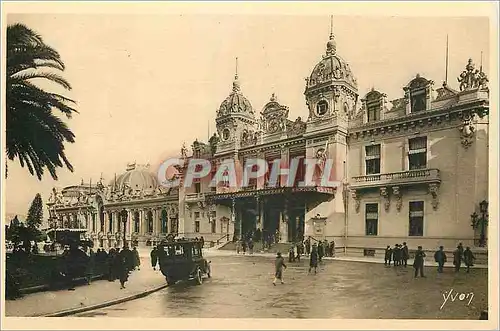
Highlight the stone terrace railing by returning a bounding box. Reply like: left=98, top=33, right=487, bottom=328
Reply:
left=351, top=168, right=440, bottom=188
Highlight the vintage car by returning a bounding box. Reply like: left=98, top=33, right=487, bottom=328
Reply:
left=157, top=239, right=211, bottom=285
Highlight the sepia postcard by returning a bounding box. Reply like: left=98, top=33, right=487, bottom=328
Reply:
left=1, top=1, right=498, bottom=330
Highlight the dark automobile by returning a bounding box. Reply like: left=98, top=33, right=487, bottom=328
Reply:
left=157, top=239, right=211, bottom=285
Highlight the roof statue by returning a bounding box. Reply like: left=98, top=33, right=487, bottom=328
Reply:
left=457, top=58, right=489, bottom=91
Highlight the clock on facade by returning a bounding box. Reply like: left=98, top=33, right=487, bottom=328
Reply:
left=316, top=100, right=329, bottom=116
left=222, top=128, right=230, bottom=141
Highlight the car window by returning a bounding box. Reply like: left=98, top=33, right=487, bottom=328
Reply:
left=162, top=245, right=185, bottom=257
left=192, top=246, right=201, bottom=257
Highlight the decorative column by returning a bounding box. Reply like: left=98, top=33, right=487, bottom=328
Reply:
left=256, top=196, right=262, bottom=231
left=279, top=198, right=289, bottom=243
left=139, top=209, right=145, bottom=235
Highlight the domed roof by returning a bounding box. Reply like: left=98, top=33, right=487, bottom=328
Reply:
left=109, top=163, right=158, bottom=191
left=306, top=33, right=357, bottom=91
left=217, top=73, right=254, bottom=119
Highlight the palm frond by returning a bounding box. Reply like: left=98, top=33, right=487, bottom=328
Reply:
left=11, top=71, right=72, bottom=90
left=6, top=23, right=77, bottom=180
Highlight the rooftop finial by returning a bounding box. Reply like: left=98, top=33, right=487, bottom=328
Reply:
left=326, top=15, right=336, bottom=55
left=480, top=51, right=483, bottom=72
left=235, top=57, right=239, bottom=80
left=444, top=34, right=449, bottom=86
left=330, top=15, right=334, bottom=40
left=232, top=57, right=241, bottom=92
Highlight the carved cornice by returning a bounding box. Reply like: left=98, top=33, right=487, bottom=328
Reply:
left=348, top=100, right=488, bottom=141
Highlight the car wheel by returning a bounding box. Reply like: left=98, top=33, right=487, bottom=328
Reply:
left=195, top=268, right=202, bottom=285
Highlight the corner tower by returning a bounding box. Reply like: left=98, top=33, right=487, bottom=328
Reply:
left=215, top=58, right=258, bottom=156
left=303, top=17, right=358, bottom=238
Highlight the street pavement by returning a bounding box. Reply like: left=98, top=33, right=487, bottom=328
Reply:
left=73, top=254, right=488, bottom=319
left=4, top=256, right=166, bottom=317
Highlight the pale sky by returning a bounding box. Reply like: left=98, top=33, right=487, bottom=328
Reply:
left=3, top=14, right=490, bottom=219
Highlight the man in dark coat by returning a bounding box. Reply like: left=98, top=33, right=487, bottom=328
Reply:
left=463, top=247, right=476, bottom=273
left=392, top=244, right=400, bottom=267
left=132, top=247, right=141, bottom=270
left=273, top=252, right=287, bottom=285
left=401, top=242, right=409, bottom=267
left=150, top=246, right=158, bottom=270
left=317, top=242, right=324, bottom=262
left=384, top=245, right=393, bottom=266
left=413, top=246, right=426, bottom=278
left=305, top=238, right=311, bottom=256
left=309, top=244, right=319, bottom=274
left=453, top=246, right=462, bottom=272
left=118, top=246, right=133, bottom=289
left=434, top=246, right=447, bottom=273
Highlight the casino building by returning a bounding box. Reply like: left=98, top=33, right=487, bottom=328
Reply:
left=47, top=23, right=489, bottom=254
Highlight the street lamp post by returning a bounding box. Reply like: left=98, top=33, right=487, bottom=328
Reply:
left=479, top=200, right=488, bottom=247
left=471, top=200, right=488, bottom=247
left=121, top=210, right=127, bottom=248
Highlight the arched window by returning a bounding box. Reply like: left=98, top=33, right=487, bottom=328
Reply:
left=161, top=209, right=168, bottom=233
left=147, top=210, right=153, bottom=233
left=134, top=211, right=140, bottom=233
left=108, top=212, right=113, bottom=232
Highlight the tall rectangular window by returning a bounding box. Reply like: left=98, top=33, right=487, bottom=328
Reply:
left=365, top=144, right=381, bottom=175
left=108, top=213, right=113, bottom=232
left=367, top=104, right=380, bottom=122
left=195, top=221, right=200, bottom=233
left=365, top=203, right=379, bottom=236
left=409, top=201, right=424, bottom=236
left=194, top=182, right=201, bottom=193
left=410, top=91, right=426, bottom=112
left=408, top=137, right=427, bottom=170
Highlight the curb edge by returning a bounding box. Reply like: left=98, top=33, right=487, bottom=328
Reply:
left=35, top=283, right=169, bottom=317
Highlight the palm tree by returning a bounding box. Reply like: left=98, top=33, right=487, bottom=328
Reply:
left=6, top=23, right=77, bottom=180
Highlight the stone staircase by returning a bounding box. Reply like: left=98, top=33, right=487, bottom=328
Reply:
left=219, top=241, right=292, bottom=254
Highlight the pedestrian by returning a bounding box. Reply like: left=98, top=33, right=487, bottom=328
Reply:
left=200, top=236, right=205, bottom=248
left=434, top=246, right=447, bottom=273
left=118, top=246, right=132, bottom=289
left=242, top=240, right=247, bottom=255
left=150, top=246, right=158, bottom=270
left=392, top=244, right=400, bottom=267
left=463, top=247, right=476, bottom=273
left=86, top=248, right=95, bottom=285
left=330, top=240, right=336, bottom=258
left=413, top=246, right=426, bottom=278
left=107, top=248, right=116, bottom=281
left=384, top=245, right=392, bottom=266
left=453, top=246, right=462, bottom=273
left=288, top=244, right=295, bottom=263
left=236, top=240, right=241, bottom=254
left=401, top=242, right=409, bottom=267
left=323, top=239, right=329, bottom=257
left=457, top=242, right=464, bottom=258
left=297, top=241, right=303, bottom=262
left=305, top=238, right=311, bottom=256
left=132, top=246, right=141, bottom=270
left=317, top=241, right=324, bottom=262
left=273, top=252, right=287, bottom=285
left=248, top=239, right=254, bottom=255
left=309, top=244, right=319, bottom=274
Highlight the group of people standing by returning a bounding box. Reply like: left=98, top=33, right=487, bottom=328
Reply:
left=91, top=246, right=141, bottom=289
left=384, top=242, right=410, bottom=267
left=384, top=242, right=477, bottom=278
